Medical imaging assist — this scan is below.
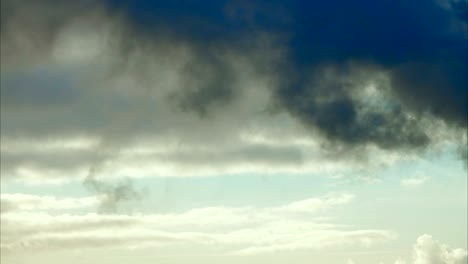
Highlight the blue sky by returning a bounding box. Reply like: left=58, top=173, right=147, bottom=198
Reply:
left=1, top=0, right=467, bottom=263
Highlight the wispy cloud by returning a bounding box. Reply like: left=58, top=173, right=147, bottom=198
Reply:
left=1, top=193, right=100, bottom=213
left=1, top=193, right=396, bottom=255
left=400, top=176, right=428, bottom=188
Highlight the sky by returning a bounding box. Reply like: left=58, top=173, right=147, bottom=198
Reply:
left=0, top=0, right=467, bottom=264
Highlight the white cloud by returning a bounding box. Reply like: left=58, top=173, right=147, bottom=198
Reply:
left=348, top=235, right=467, bottom=264
left=401, top=176, right=428, bottom=187
left=278, top=193, right=355, bottom=213
left=394, top=258, right=408, bottom=264
left=1, top=193, right=99, bottom=213
left=413, top=234, right=467, bottom=264
left=1, top=193, right=396, bottom=255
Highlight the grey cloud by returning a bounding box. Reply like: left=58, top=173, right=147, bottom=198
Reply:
left=98, top=0, right=467, bottom=152
left=457, top=144, right=468, bottom=170
left=1, top=0, right=466, bottom=186
left=158, top=144, right=304, bottom=166
left=0, top=0, right=101, bottom=65
left=391, top=61, right=467, bottom=128
left=84, top=175, right=144, bottom=214
left=0, top=67, right=80, bottom=108
left=0, top=139, right=306, bottom=181
left=0, top=149, right=98, bottom=176
left=83, top=147, right=145, bottom=214
left=171, top=52, right=238, bottom=116
left=0, top=200, right=17, bottom=214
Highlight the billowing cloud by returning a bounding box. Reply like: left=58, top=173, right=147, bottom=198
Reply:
left=101, top=0, right=467, bottom=148
left=413, top=234, right=467, bottom=264
left=348, top=234, right=467, bottom=264
left=1, top=0, right=466, bottom=185
left=0, top=2, right=465, bottom=264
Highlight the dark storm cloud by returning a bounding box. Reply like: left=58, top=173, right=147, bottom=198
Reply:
left=274, top=0, right=466, bottom=147
left=170, top=52, right=237, bottom=116
left=103, top=0, right=467, bottom=148
left=274, top=70, right=430, bottom=149
left=1, top=0, right=466, bottom=151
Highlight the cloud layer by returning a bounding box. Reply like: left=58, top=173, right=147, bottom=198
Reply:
left=1, top=0, right=466, bottom=183
left=1, top=192, right=396, bottom=255
left=0, top=3, right=466, bottom=264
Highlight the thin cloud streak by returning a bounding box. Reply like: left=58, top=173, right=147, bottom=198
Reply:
left=1, top=192, right=396, bottom=255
